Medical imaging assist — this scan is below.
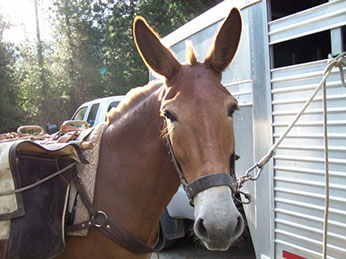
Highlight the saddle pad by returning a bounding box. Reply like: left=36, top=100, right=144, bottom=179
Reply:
left=0, top=140, right=88, bottom=220
left=6, top=152, right=75, bottom=259
left=0, top=137, right=88, bottom=259
left=0, top=142, right=22, bottom=223
left=68, top=122, right=108, bottom=236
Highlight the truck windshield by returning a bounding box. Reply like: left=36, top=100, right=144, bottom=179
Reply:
left=72, top=106, right=87, bottom=121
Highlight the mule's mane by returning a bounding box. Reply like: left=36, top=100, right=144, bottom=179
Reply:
left=107, top=80, right=162, bottom=124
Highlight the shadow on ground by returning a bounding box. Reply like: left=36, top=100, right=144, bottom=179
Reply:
left=152, top=231, right=256, bottom=259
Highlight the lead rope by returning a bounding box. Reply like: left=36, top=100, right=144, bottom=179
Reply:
left=238, top=52, right=346, bottom=186
left=237, top=52, right=345, bottom=258
left=321, top=52, right=346, bottom=258
left=322, top=56, right=330, bottom=259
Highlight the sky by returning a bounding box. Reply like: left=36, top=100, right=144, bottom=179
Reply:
left=0, top=0, right=53, bottom=44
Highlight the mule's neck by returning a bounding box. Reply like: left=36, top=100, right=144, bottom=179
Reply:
left=94, top=84, right=180, bottom=247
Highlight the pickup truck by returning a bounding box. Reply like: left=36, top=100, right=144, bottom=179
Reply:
left=71, top=96, right=125, bottom=127
left=71, top=96, right=194, bottom=247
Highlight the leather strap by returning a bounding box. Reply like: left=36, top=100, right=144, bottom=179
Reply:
left=185, top=172, right=237, bottom=200
left=165, top=128, right=238, bottom=203
left=67, top=174, right=164, bottom=255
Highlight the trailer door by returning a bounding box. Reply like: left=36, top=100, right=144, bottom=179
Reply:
left=268, top=1, right=346, bottom=258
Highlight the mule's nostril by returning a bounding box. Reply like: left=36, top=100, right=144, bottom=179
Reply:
left=233, top=215, right=244, bottom=237
left=195, top=218, right=208, bottom=240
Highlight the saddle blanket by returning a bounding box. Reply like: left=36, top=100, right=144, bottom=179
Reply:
left=68, top=122, right=107, bottom=236
left=0, top=122, right=107, bottom=258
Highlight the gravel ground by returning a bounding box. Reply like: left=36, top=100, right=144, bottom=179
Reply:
left=151, top=232, right=256, bottom=259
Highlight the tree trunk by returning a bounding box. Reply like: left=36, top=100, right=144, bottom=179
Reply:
left=34, top=0, right=48, bottom=125
left=64, top=0, right=78, bottom=116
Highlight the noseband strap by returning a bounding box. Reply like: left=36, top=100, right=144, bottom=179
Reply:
left=185, top=173, right=237, bottom=200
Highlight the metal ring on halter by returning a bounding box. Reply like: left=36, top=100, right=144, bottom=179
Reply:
left=234, top=191, right=251, bottom=204
left=91, top=210, right=108, bottom=228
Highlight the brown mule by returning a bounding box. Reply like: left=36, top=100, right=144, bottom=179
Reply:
left=59, top=7, right=243, bottom=258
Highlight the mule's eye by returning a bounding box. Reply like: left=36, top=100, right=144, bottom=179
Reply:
left=164, top=110, right=177, bottom=122
left=227, top=103, right=238, bottom=118
left=228, top=108, right=235, bottom=117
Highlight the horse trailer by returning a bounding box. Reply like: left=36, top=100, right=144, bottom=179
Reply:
left=158, top=0, right=346, bottom=258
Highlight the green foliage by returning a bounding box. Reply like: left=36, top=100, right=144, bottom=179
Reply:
left=0, top=16, right=24, bottom=132
left=93, top=0, right=222, bottom=96
left=1, top=0, right=222, bottom=132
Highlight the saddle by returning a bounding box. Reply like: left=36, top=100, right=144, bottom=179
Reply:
left=0, top=124, right=92, bottom=259
left=0, top=122, right=163, bottom=257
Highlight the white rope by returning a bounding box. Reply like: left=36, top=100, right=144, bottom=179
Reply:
left=242, top=52, right=346, bottom=184
left=0, top=162, right=77, bottom=196
left=257, top=53, right=345, bottom=169
left=241, top=52, right=345, bottom=257
left=321, top=52, right=346, bottom=259
left=322, top=60, right=329, bottom=259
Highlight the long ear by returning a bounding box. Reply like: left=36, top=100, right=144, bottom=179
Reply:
left=134, top=17, right=181, bottom=79
left=204, top=8, right=242, bottom=74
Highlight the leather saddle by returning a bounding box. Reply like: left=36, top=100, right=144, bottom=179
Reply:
left=0, top=129, right=89, bottom=259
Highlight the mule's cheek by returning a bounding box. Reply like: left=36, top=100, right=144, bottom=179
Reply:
left=193, top=186, right=244, bottom=251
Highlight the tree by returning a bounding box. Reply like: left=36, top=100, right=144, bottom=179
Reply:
left=0, top=15, right=24, bottom=132
left=15, top=40, right=62, bottom=126
left=51, top=0, right=107, bottom=116
left=34, top=0, right=49, bottom=123
left=93, top=0, right=223, bottom=96
left=1, top=0, right=222, bottom=130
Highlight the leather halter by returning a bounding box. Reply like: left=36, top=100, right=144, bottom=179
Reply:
left=165, top=131, right=238, bottom=204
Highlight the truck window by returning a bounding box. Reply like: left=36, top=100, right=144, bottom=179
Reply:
left=108, top=101, right=120, bottom=112
left=87, top=103, right=100, bottom=127
left=72, top=106, right=87, bottom=121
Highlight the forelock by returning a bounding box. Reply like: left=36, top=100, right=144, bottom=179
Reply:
left=185, top=40, right=198, bottom=66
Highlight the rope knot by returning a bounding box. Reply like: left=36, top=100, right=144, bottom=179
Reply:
left=327, top=52, right=346, bottom=88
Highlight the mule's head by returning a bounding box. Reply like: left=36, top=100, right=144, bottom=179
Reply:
left=134, top=8, right=243, bottom=251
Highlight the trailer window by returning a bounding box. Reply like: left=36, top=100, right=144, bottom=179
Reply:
left=270, top=0, right=327, bottom=21
left=87, top=103, right=100, bottom=127
left=272, top=30, right=331, bottom=68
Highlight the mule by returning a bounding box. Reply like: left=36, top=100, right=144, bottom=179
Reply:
left=60, top=7, right=243, bottom=259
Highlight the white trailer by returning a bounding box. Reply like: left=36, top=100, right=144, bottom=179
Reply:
left=161, top=0, right=346, bottom=258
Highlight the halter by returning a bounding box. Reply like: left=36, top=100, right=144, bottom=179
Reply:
left=164, top=126, right=247, bottom=204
